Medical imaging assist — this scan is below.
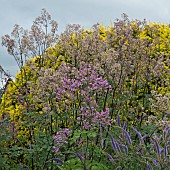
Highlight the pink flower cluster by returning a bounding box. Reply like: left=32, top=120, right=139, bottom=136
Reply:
left=61, top=65, right=112, bottom=94
left=52, top=128, right=71, bottom=153
left=92, top=108, right=113, bottom=125
left=57, top=65, right=113, bottom=129
left=62, top=78, right=82, bottom=92
left=79, top=107, right=113, bottom=129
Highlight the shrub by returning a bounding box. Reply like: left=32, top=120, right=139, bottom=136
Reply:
left=0, top=12, right=170, bottom=169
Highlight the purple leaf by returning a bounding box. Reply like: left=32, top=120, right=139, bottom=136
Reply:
left=74, top=152, right=84, bottom=161
left=142, top=115, right=148, bottom=120
left=160, top=148, right=164, bottom=154
left=149, top=158, right=158, bottom=166
left=115, top=142, right=121, bottom=153
left=52, top=158, right=63, bottom=166
left=120, top=144, right=128, bottom=154
left=123, top=122, right=127, bottom=130
left=142, top=135, right=147, bottom=141
left=168, top=129, right=170, bottom=134
left=132, top=127, right=146, bottom=144
left=132, top=127, right=142, bottom=139
left=154, top=140, right=160, bottom=156
left=107, top=153, right=115, bottom=163
left=110, top=135, right=118, bottom=152
left=164, top=145, right=167, bottom=158
left=147, top=162, right=153, bottom=170
left=122, top=129, right=132, bottom=145
left=138, top=146, right=143, bottom=156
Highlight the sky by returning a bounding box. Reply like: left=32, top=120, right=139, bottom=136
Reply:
left=1, top=0, right=170, bottom=82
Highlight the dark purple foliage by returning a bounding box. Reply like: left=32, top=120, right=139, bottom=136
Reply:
left=120, top=144, right=128, bottom=154
left=147, top=162, right=153, bottom=170
left=154, top=139, right=160, bottom=155
left=111, top=135, right=118, bottom=153
left=52, top=158, right=63, bottom=166
left=149, top=158, right=159, bottom=166
left=107, top=153, right=115, bottom=163
left=117, top=114, right=121, bottom=127
left=123, top=122, right=127, bottom=131
left=122, top=129, right=132, bottom=145
left=132, top=127, right=142, bottom=139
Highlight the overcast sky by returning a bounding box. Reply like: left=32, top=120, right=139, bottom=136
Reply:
left=1, top=0, right=170, bottom=79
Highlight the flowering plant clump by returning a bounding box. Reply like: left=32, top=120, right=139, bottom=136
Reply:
left=0, top=10, right=170, bottom=169
left=52, top=64, right=113, bottom=128
left=105, top=116, right=170, bottom=169
left=79, top=107, right=113, bottom=129
left=53, top=128, right=71, bottom=153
